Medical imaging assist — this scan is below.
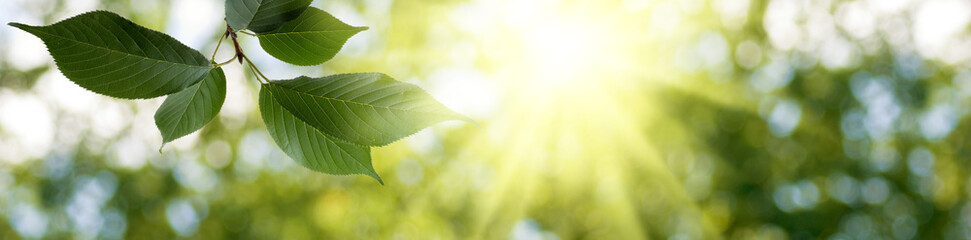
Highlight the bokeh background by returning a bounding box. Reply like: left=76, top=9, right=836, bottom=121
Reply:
left=1, top=0, right=971, bottom=239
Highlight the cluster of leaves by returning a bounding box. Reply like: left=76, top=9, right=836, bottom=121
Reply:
left=8, top=0, right=467, bottom=184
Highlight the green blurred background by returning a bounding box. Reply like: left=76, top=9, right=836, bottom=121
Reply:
left=2, top=0, right=971, bottom=239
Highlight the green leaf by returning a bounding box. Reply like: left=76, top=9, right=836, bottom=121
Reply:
left=226, top=0, right=313, bottom=33
left=257, top=7, right=367, bottom=66
left=7, top=11, right=212, bottom=99
left=264, top=73, right=466, bottom=146
left=154, top=67, right=227, bottom=144
left=259, top=86, right=383, bottom=184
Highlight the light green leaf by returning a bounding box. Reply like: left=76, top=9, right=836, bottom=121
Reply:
left=257, top=7, right=367, bottom=66
left=264, top=73, right=466, bottom=146
left=7, top=11, right=212, bottom=99
left=259, top=86, right=383, bottom=184
left=226, top=0, right=312, bottom=33
left=154, top=67, right=226, bottom=144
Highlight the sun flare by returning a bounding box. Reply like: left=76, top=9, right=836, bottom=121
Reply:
left=445, top=1, right=718, bottom=238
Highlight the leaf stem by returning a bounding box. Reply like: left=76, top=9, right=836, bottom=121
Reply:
left=212, top=54, right=238, bottom=68
left=246, top=63, right=267, bottom=84
left=214, top=22, right=267, bottom=84
left=210, top=33, right=226, bottom=62
left=242, top=54, right=270, bottom=84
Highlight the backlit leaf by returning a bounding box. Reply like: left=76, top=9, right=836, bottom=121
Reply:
left=257, top=7, right=367, bottom=66
left=264, top=73, right=466, bottom=146
left=154, top=67, right=227, bottom=144
left=8, top=11, right=212, bottom=99
left=259, top=86, right=383, bottom=184
left=226, top=0, right=312, bottom=33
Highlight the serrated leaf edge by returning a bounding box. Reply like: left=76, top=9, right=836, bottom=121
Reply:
left=261, top=87, right=384, bottom=184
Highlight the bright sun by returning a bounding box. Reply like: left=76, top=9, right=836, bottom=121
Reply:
left=445, top=1, right=717, bottom=237
left=522, top=17, right=608, bottom=86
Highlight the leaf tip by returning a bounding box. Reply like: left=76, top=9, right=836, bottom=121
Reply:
left=161, top=136, right=175, bottom=145
left=464, top=118, right=482, bottom=129
left=447, top=111, right=480, bottom=128
left=365, top=169, right=384, bottom=185
left=7, top=22, right=33, bottom=31
left=373, top=175, right=385, bottom=185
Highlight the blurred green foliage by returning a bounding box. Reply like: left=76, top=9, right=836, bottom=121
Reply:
left=1, top=0, right=971, bottom=239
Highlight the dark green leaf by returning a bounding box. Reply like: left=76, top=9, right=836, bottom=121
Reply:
left=154, top=67, right=226, bottom=144
left=259, top=86, right=382, bottom=184
left=257, top=7, right=367, bottom=66
left=226, top=0, right=312, bottom=33
left=8, top=11, right=212, bottom=99
left=264, top=73, right=466, bottom=146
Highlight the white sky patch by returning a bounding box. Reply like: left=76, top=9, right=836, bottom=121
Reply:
left=167, top=131, right=201, bottom=152
left=767, top=99, right=802, bottom=137
left=428, top=67, right=499, bottom=119
left=174, top=158, right=218, bottom=193
left=836, top=1, right=876, bottom=39
left=165, top=0, right=220, bottom=50
left=448, top=41, right=479, bottom=67
left=763, top=0, right=801, bottom=51
left=38, top=71, right=97, bottom=114
left=912, top=0, right=971, bottom=60
left=622, top=0, right=649, bottom=12
left=697, top=32, right=730, bottom=70
left=819, top=37, right=861, bottom=70
left=89, top=100, right=131, bottom=139
left=406, top=129, right=442, bottom=156
left=5, top=25, right=49, bottom=71
left=919, top=104, right=957, bottom=141
left=678, top=0, right=705, bottom=14
left=714, top=0, right=750, bottom=29
left=109, top=137, right=149, bottom=171
left=132, top=100, right=164, bottom=146
left=451, top=2, right=492, bottom=34
left=867, top=0, right=912, bottom=14
left=234, top=130, right=272, bottom=183
left=804, top=8, right=838, bottom=52
left=61, top=0, right=98, bottom=17
left=0, top=91, right=54, bottom=164
left=66, top=172, right=118, bottom=239
left=649, top=2, right=683, bottom=37
left=523, top=17, right=606, bottom=86
left=2, top=1, right=50, bottom=71
left=850, top=75, right=902, bottom=141
left=8, top=203, right=48, bottom=239
left=166, top=198, right=207, bottom=237
left=217, top=64, right=252, bottom=129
